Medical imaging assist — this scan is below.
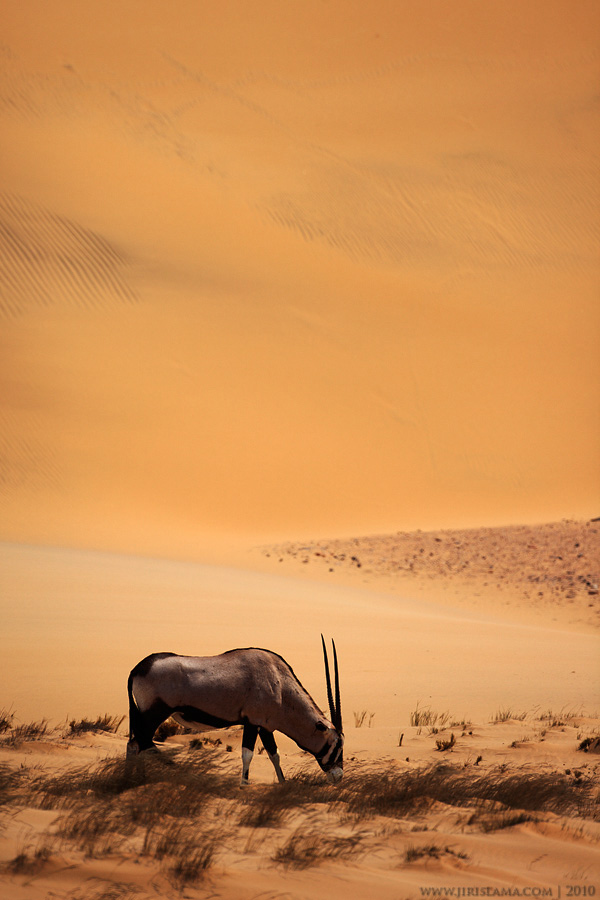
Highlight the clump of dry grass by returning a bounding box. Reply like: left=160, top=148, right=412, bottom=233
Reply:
left=3, top=843, right=52, bottom=876
left=435, top=733, right=456, bottom=752
left=404, top=843, right=468, bottom=863
left=538, top=708, right=581, bottom=727
left=143, top=822, right=225, bottom=887
left=238, top=793, right=287, bottom=829
left=578, top=736, right=600, bottom=753
left=53, top=806, right=132, bottom=857
left=410, top=704, right=450, bottom=730
left=60, top=881, right=143, bottom=900
left=237, top=771, right=336, bottom=829
left=468, top=810, right=537, bottom=833
left=353, top=710, right=376, bottom=728
left=0, top=717, right=49, bottom=745
left=492, top=708, right=527, bottom=723
left=338, top=762, right=599, bottom=821
left=0, top=709, right=15, bottom=734
left=67, top=714, right=125, bottom=736
left=272, top=826, right=364, bottom=869
left=0, top=762, right=22, bottom=808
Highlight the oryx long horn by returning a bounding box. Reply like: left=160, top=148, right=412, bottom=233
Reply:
left=321, top=634, right=342, bottom=731
left=332, top=638, right=342, bottom=732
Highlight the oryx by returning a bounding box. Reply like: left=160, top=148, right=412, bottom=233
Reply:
left=127, top=636, right=344, bottom=784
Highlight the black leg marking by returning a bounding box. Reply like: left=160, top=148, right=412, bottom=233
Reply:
left=242, top=723, right=259, bottom=751
left=133, top=699, right=172, bottom=752
left=259, top=728, right=285, bottom=783
left=258, top=728, right=277, bottom=756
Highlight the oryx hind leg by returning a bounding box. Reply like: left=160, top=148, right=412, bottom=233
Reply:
left=129, top=699, right=171, bottom=754
left=241, top=722, right=258, bottom=785
left=259, top=727, right=285, bottom=783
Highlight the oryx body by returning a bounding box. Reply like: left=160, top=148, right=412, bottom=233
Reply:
left=127, top=639, right=344, bottom=784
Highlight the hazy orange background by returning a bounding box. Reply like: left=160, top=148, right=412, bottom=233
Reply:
left=1, top=0, right=599, bottom=558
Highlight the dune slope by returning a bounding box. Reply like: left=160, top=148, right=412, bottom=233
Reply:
left=1, top=1, right=599, bottom=553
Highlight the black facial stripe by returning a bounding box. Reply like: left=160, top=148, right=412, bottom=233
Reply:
left=314, top=742, right=329, bottom=762
left=315, top=733, right=343, bottom=769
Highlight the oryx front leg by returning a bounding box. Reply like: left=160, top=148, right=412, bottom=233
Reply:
left=259, top=727, right=285, bottom=783
left=241, top=723, right=258, bottom=786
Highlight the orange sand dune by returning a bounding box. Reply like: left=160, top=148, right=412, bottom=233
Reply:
left=1, top=1, right=599, bottom=555
left=1, top=6, right=600, bottom=895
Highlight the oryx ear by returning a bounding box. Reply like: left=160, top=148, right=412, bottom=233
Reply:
left=315, top=721, right=327, bottom=732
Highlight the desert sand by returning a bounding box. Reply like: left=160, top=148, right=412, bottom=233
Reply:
left=1, top=534, right=600, bottom=899
left=1, top=1, right=599, bottom=897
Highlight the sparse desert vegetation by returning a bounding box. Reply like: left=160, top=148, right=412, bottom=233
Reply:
left=353, top=710, right=376, bottom=728
left=491, top=707, right=528, bottom=724
left=1, top=707, right=599, bottom=897
left=409, top=704, right=451, bottom=731
left=0, top=718, right=49, bottom=746
left=66, top=714, right=125, bottom=736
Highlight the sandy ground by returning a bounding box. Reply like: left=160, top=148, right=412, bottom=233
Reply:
left=1, top=527, right=600, bottom=898
left=1, top=0, right=600, bottom=896
left=252, top=519, right=600, bottom=632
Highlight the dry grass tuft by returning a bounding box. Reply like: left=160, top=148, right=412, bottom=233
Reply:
left=338, top=762, right=599, bottom=821
left=67, top=714, right=125, bottom=736
left=410, top=704, right=450, bottom=730
left=578, top=736, right=600, bottom=753
left=492, top=708, right=527, bottom=724
left=0, top=709, right=15, bottom=734
left=237, top=772, right=332, bottom=827
left=35, top=747, right=235, bottom=809
left=54, top=806, right=131, bottom=857
left=353, top=710, right=375, bottom=728
left=3, top=843, right=52, bottom=875
left=0, top=762, right=22, bottom=808
left=1, top=718, right=49, bottom=745
left=435, top=733, right=456, bottom=752
left=272, top=826, right=364, bottom=869
left=237, top=771, right=336, bottom=828
left=404, top=843, right=468, bottom=863
left=143, top=822, right=225, bottom=886
left=57, top=878, right=145, bottom=899
left=468, top=810, right=537, bottom=833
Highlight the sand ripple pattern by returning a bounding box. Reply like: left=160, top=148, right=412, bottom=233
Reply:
left=0, top=193, right=138, bottom=318
left=264, top=156, right=600, bottom=271
left=0, top=413, right=62, bottom=497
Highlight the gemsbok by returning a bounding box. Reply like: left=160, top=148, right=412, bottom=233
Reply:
left=127, top=636, right=344, bottom=784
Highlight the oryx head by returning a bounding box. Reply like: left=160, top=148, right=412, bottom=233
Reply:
left=315, top=635, right=344, bottom=784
